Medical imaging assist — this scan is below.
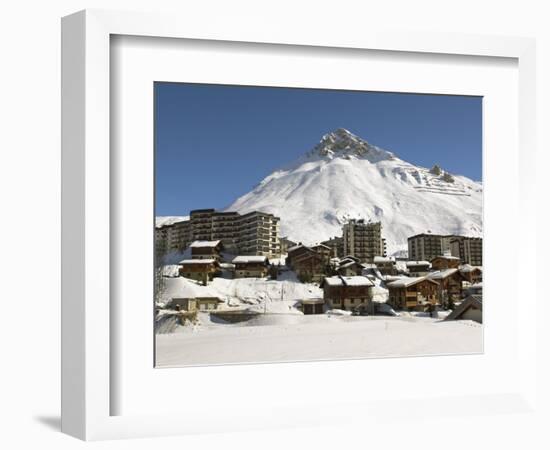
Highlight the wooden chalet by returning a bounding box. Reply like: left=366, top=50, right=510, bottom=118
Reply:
left=427, top=268, right=463, bottom=306
left=232, top=255, right=270, bottom=278
left=287, top=244, right=331, bottom=282
left=190, top=240, right=223, bottom=260
left=459, top=264, right=483, bottom=284
left=336, top=259, right=365, bottom=276
left=386, top=277, right=440, bottom=311
left=445, top=294, right=482, bottom=323
left=178, top=259, right=220, bottom=284
left=431, top=255, right=460, bottom=270
left=285, top=244, right=308, bottom=267
left=170, top=296, right=223, bottom=312
left=373, top=256, right=397, bottom=275
left=310, top=243, right=332, bottom=260
left=406, top=260, right=431, bottom=276
left=299, top=298, right=325, bottom=315
left=320, top=275, right=374, bottom=312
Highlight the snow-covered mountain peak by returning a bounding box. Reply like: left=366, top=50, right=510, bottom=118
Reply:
left=307, top=128, right=396, bottom=163
left=225, top=130, right=482, bottom=255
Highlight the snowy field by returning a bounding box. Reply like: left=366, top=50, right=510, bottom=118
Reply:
left=156, top=313, right=482, bottom=367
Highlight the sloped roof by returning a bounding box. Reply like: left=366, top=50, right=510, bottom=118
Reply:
left=406, top=260, right=430, bottom=267
left=178, top=259, right=217, bottom=265
left=232, top=255, right=268, bottom=264
left=431, top=255, right=460, bottom=261
left=339, top=260, right=363, bottom=269
left=341, top=255, right=361, bottom=263
left=342, top=276, right=375, bottom=286
left=427, top=268, right=459, bottom=280
left=287, top=244, right=304, bottom=253
left=386, top=276, right=438, bottom=288
left=459, top=264, right=482, bottom=273
left=312, top=243, right=331, bottom=250
left=190, top=240, right=221, bottom=248
left=373, top=256, right=395, bottom=264
left=445, top=295, right=482, bottom=321
left=321, top=275, right=374, bottom=287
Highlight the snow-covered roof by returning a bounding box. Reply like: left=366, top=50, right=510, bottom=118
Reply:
left=373, top=256, right=395, bottom=264
left=287, top=244, right=304, bottom=253
left=232, top=255, right=268, bottom=264
left=342, top=276, right=375, bottom=286
left=427, top=268, right=459, bottom=279
left=459, top=264, right=482, bottom=273
left=431, top=255, right=460, bottom=261
left=339, top=260, right=362, bottom=269
left=190, top=240, right=221, bottom=248
left=384, top=275, right=408, bottom=283
left=341, top=255, right=360, bottom=262
left=386, top=276, right=438, bottom=288
left=445, top=294, right=482, bottom=321
left=322, top=275, right=374, bottom=287
left=312, top=243, right=331, bottom=250
left=406, top=261, right=430, bottom=267
left=300, top=297, right=325, bottom=304
left=178, top=259, right=217, bottom=265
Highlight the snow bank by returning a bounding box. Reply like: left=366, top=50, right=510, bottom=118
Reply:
left=156, top=314, right=483, bottom=367
left=161, top=265, right=180, bottom=277
left=326, top=309, right=352, bottom=316
left=159, top=276, right=322, bottom=311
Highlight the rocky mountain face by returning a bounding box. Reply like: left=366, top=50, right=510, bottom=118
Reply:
left=225, top=128, right=482, bottom=255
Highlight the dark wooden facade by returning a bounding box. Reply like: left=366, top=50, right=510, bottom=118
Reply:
left=428, top=269, right=463, bottom=306
left=459, top=267, right=483, bottom=284
left=287, top=245, right=330, bottom=282
left=431, top=255, right=460, bottom=270
left=190, top=241, right=223, bottom=260
left=179, top=260, right=220, bottom=284
left=321, top=277, right=373, bottom=311
left=387, top=278, right=440, bottom=310
left=336, top=260, right=364, bottom=276
left=233, top=261, right=269, bottom=278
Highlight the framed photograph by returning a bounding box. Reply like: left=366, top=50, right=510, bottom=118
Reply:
left=62, top=9, right=538, bottom=440
left=153, top=83, right=484, bottom=368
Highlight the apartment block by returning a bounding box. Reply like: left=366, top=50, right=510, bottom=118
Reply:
left=408, top=233, right=482, bottom=266
left=408, top=233, right=454, bottom=262
left=449, top=236, right=483, bottom=266
left=155, top=208, right=281, bottom=258
left=154, top=220, right=191, bottom=261
left=342, top=220, right=386, bottom=263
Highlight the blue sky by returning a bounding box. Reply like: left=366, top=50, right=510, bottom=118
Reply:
left=155, top=83, right=482, bottom=216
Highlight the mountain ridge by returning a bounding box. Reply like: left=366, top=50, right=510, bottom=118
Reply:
left=225, top=128, right=482, bottom=255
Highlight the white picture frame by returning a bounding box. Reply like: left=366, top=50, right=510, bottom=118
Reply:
left=61, top=9, right=538, bottom=441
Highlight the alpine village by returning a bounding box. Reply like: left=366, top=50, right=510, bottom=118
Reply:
left=155, top=208, right=483, bottom=326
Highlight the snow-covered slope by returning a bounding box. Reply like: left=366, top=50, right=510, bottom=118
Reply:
left=226, top=128, right=482, bottom=254
left=155, top=216, right=189, bottom=228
